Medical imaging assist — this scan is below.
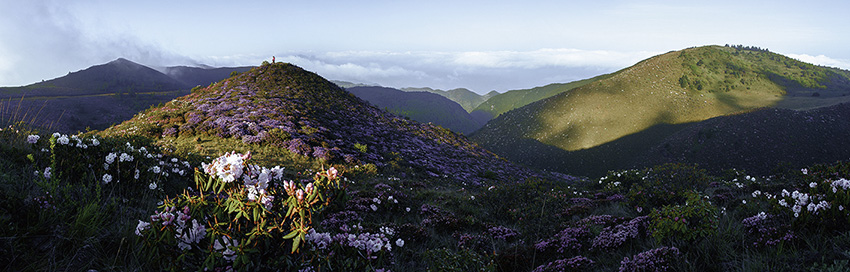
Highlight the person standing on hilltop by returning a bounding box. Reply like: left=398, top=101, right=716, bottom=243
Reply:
left=272, top=56, right=275, bottom=64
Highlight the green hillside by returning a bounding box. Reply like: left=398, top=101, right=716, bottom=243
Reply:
left=348, top=86, right=484, bottom=134
left=401, top=87, right=497, bottom=112
left=471, top=74, right=611, bottom=120
left=473, top=45, right=850, bottom=153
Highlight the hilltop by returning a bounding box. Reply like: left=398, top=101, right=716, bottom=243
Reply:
left=101, top=62, right=548, bottom=185
left=347, top=86, right=484, bottom=134
left=472, top=45, right=850, bottom=176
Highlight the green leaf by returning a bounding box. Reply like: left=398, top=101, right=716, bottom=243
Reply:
left=283, top=230, right=298, bottom=239
left=291, top=235, right=302, bottom=253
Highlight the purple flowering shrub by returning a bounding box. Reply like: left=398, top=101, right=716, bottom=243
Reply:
left=648, top=191, right=718, bottom=242
left=533, top=256, right=596, bottom=272
left=592, top=216, right=649, bottom=250
left=534, top=227, right=591, bottom=254
left=619, top=246, right=681, bottom=272
left=741, top=212, right=796, bottom=247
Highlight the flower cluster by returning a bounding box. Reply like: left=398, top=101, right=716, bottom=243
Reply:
left=534, top=227, right=590, bottom=254
left=592, top=216, right=648, bottom=250
left=305, top=227, right=403, bottom=257
left=202, top=151, right=250, bottom=183
left=487, top=226, right=519, bottom=241
left=26, top=134, right=39, bottom=144
left=533, top=256, right=595, bottom=272
left=619, top=246, right=681, bottom=272
left=741, top=212, right=795, bottom=247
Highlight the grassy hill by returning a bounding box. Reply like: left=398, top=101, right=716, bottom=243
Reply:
left=100, top=62, right=542, bottom=185
left=401, top=87, right=497, bottom=112
left=472, top=45, right=850, bottom=158
left=471, top=74, right=611, bottom=121
left=347, top=86, right=484, bottom=134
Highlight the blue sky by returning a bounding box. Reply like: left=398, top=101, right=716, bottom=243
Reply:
left=1, top=0, right=849, bottom=93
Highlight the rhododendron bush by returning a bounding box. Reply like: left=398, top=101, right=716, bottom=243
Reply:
left=135, top=151, right=347, bottom=270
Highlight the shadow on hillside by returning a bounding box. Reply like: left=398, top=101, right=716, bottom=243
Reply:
left=482, top=122, right=693, bottom=178
left=482, top=103, right=850, bottom=179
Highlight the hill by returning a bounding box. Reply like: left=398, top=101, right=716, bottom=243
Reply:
left=100, top=62, right=546, bottom=185
left=1, top=58, right=188, bottom=98
left=347, top=86, right=484, bottom=134
left=401, top=87, right=497, bottom=112
left=472, top=45, right=850, bottom=176
left=471, top=74, right=611, bottom=121
left=0, top=59, right=253, bottom=133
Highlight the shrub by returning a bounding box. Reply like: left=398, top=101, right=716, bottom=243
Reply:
left=649, top=191, right=718, bottom=242
left=135, top=152, right=347, bottom=270
left=626, top=163, right=712, bottom=213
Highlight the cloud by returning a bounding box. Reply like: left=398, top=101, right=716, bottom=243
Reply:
left=786, top=54, right=850, bottom=70
left=265, top=49, right=658, bottom=93
left=0, top=1, right=193, bottom=86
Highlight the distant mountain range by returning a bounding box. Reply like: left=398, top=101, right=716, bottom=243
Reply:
left=347, top=86, right=484, bottom=134
left=472, top=45, right=850, bottom=177
left=0, top=58, right=252, bottom=133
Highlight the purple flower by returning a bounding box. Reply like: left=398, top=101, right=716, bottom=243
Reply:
left=619, top=247, right=680, bottom=272
left=533, top=256, right=595, bottom=272
left=592, top=216, right=648, bottom=250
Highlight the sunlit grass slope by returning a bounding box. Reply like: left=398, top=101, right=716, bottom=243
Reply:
left=474, top=45, right=850, bottom=152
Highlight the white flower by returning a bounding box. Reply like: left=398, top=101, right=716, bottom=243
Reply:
left=810, top=182, right=818, bottom=188
left=752, top=190, right=762, bottom=198
left=801, top=168, right=808, bottom=175
left=26, top=134, right=40, bottom=144
left=373, top=197, right=381, bottom=204
left=778, top=199, right=788, bottom=207
left=405, top=207, right=411, bottom=212
left=90, top=138, right=99, bottom=146
left=395, top=238, right=405, bottom=247
left=214, top=236, right=238, bottom=262
left=102, top=173, right=112, bottom=184
left=134, top=169, right=140, bottom=179
left=135, top=220, right=151, bottom=236
left=119, top=153, right=133, bottom=162
left=840, top=205, right=845, bottom=211
left=151, top=166, right=161, bottom=174
left=370, top=204, right=378, bottom=211
left=149, top=182, right=157, bottom=190
left=105, top=153, right=117, bottom=164
left=57, top=135, right=69, bottom=145
left=52, top=132, right=60, bottom=138
left=43, top=167, right=52, bottom=179
left=742, top=200, right=747, bottom=204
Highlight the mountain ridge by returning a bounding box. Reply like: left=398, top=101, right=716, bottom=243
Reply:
left=347, top=86, right=484, bottom=134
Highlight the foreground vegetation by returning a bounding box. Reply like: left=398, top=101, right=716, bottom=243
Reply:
left=3, top=124, right=850, bottom=271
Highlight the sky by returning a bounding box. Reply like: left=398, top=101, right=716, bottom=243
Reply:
left=1, top=0, right=849, bottom=94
